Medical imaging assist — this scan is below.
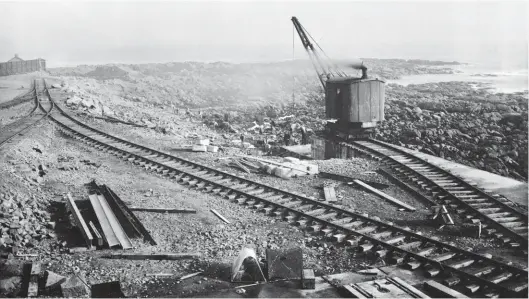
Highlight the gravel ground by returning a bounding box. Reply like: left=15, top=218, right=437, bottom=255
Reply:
left=0, top=83, right=526, bottom=297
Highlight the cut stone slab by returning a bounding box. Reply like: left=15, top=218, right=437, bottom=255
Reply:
left=0, top=276, right=22, bottom=296
left=0, top=259, right=25, bottom=277
left=61, top=275, right=90, bottom=298
left=45, top=270, right=66, bottom=290
left=266, top=248, right=303, bottom=280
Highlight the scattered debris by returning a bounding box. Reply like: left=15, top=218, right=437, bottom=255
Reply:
left=231, top=247, right=267, bottom=282
left=353, top=179, right=416, bottom=211
left=102, top=252, right=201, bottom=260
left=128, top=207, right=197, bottom=214
left=210, top=209, right=230, bottom=224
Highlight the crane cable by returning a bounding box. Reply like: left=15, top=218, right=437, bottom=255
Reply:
left=292, top=24, right=295, bottom=106
left=300, top=23, right=348, bottom=77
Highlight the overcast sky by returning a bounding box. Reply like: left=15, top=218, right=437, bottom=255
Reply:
left=0, top=1, right=527, bottom=68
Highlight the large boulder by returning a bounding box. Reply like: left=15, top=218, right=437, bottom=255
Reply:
left=66, top=96, right=82, bottom=106
left=499, top=113, right=524, bottom=126
left=80, top=98, right=95, bottom=108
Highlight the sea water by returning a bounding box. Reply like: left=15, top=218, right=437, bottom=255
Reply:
left=387, top=64, right=528, bottom=94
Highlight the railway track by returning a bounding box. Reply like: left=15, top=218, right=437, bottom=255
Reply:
left=342, top=139, right=528, bottom=249
left=0, top=79, right=53, bottom=148
left=38, top=79, right=527, bottom=298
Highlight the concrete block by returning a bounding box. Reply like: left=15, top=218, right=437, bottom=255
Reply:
left=302, top=269, right=315, bottom=289
left=61, top=275, right=90, bottom=298
left=192, top=145, right=207, bottom=152
left=266, top=248, right=303, bottom=280
left=45, top=270, right=66, bottom=290
left=91, top=281, right=124, bottom=298
left=207, top=145, right=218, bottom=153
left=198, top=139, right=210, bottom=146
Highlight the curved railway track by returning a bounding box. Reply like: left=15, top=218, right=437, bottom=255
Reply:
left=38, top=79, right=527, bottom=298
left=0, top=79, right=53, bottom=148
left=342, top=139, right=528, bottom=249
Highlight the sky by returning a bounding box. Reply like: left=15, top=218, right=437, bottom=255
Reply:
left=0, top=0, right=527, bottom=68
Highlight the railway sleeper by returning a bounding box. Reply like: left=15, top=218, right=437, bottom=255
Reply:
left=495, top=216, right=522, bottom=223
left=305, top=208, right=327, bottom=217
left=501, top=221, right=525, bottom=228
left=501, top=280, right=529, bottom=293
left=463, top=197, right=490, bottom=204
left=487, top=271, right=513, bottom=284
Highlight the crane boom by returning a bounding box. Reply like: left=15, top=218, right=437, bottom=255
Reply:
left=291, top=16, right=369, bottom=88
left=291, top=16, right=328, bottom=88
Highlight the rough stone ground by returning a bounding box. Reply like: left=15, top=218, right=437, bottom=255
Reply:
left=1, top=75, right=527, bottom=297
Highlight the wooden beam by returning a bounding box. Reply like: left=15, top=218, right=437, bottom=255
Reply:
left=66, top=194, right=93, bottom=249
left=424, top=280, right=469, bottom=298
left=323, top=186, right=337, bottom=202
left=210, top=209, right=230, bottom=224
left=353, top=179, right=416, bottom=211
left=128, top=207, right=197, bottom=214
left=103, top=253, right=201, bottom=260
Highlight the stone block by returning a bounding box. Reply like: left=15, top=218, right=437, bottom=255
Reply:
left=198, top=139, right=210, bottom=146
left=192, top=145, right=207, bottom=152
left=207, top=145, right=218, bottom=153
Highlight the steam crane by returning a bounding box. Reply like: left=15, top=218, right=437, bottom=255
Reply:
left=291, top=16, right=385, bottom=139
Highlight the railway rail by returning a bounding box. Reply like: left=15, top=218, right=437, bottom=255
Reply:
left=36, top=79, right=527, bottom=298
left=341, top=139, right=528, bottom=249
left=0, top=79, right=53, bottom=148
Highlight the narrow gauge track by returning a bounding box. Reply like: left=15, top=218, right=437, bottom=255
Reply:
left=40, top=80, right=527, bottom=298
left=0, top=79, right=53, bottom=148
left=342, top=139, right=528, bottom=249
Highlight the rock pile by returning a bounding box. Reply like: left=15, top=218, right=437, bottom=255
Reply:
left=0, top=186, right=54, bottom=251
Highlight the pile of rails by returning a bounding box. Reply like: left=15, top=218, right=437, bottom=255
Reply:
left=65, top=181, right=155, bottom=251
left=229, top=156, right=319, bottom=179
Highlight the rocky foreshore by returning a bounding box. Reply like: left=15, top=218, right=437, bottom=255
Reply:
left=377, top=82, right=528, bottom=180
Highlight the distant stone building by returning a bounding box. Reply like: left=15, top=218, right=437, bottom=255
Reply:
left=0, top=54, right=46, bottom=76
